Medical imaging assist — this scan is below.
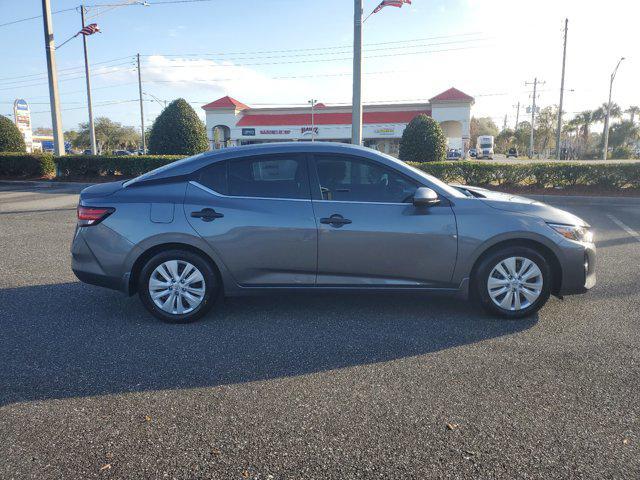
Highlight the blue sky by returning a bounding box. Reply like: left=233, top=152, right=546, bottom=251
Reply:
left=1, top=0, right=638, bottom=131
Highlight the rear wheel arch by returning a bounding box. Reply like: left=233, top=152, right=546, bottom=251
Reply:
left=128, top=242, right=223, bottom=296
left=469, top=239, right=562, bottom=297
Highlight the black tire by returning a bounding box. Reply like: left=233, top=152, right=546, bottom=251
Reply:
left=474, top=246, right=552, bottom=319
left=138, top=249, right=219, bottom=323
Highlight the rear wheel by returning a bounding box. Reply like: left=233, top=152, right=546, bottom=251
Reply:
left=474, top=246, right=551, bottom=318
left=138, top=249, right=219, bottom=323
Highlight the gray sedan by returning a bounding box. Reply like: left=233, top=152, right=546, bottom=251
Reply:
left=71, top=143, right=596, bottom=323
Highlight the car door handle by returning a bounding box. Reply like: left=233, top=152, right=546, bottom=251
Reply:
left=320, top=214, right=352, bottom=227
left=191, top=208, right=224, bottom=222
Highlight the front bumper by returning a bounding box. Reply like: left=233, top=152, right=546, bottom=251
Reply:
left=557, top=240, right=596, bottom=296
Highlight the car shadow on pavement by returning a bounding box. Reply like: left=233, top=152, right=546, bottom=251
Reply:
left=0, top=282, right=537, bottom=406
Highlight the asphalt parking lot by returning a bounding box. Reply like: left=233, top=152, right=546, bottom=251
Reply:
left=0, top=182, right=638, bottom=479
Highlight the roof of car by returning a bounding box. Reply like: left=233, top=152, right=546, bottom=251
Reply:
left=125, top=142, right=401, bottom=186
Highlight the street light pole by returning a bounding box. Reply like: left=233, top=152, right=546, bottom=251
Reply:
left=137, top=53, right=146, bottom=154
left=556, top=18, right=568, bottom=159
left=308, top=99, right=317, bottom=142
left=351, top=0, right=363, bottom=145
left=602, top=56, right=625, bottom=160
left=41, top=0, right=65, bottom=156
left=80, top=4, right=97, bottom=155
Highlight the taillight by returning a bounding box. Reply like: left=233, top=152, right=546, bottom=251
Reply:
left=77, top=206, right=114, bottom=226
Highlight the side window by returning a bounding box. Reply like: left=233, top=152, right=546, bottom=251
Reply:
left=198, top=161, right=228, bottom=195
left=228, top=155, right=310, bottom=199
left=315, top=155, right=418, bottom=203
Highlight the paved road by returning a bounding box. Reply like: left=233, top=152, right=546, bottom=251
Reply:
left=0, top=183, right=638, bottom=479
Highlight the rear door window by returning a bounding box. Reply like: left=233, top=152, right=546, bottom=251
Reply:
left=228, top=155, right=310, bottom=200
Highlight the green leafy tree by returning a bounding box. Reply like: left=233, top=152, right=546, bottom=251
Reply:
left=399, top=114, right=447, bottom=162
left=469, top=116, right=499, bottom=147
left=495, top=128, right=515, bottom=153
left=148, top=98, right=209, bottom=155
left=0, top=115, right=26, bottom=152
left=625, top=106, right=639, bottom=124
left=534, top=106, right=558, bottom=155
left=608, top=120, right=639, bottom=148
left=74, top=117, right=140, bottom=152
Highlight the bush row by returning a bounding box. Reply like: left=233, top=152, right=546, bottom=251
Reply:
left=411, top=161, right=640, bottom=189
left=0, top=153, right=56, bottom=177
left=54, top=154, right=184, bottom=177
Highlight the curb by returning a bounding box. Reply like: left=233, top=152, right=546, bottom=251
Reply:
left=526, top=194, right=640, bottom=206
left=0, top=180, right=93, bottom=189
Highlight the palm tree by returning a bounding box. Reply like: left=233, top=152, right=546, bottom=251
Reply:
left=593, top=102, right=622, bottom=123
left=626, top=106, right=640, bottom=124
left=575, top=110, right=595, bottom=142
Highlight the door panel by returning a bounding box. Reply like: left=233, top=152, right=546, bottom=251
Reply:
left=311, top=154, right=458, bottom=286
left=184, top=155, right=317, bottom=286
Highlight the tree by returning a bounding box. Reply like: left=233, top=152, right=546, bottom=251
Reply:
left=469, top=116, right=499, bottom=147
left=0, top=115, right=26, bottom=152
left=574, top=110, right=596, bottom=142
left=399, top=114, right=447, bottom=162
left=608, top=120, right=640, bottom=148
left=74, top=117, right=140, bottom=152
left=64, top=130, right=79, bottom=145
left=626, top=106, right=639, bottom=124
left=534, top=106, right=558, bottom=155
left=495, top=128, right=515, bottom=153
left=148, top=98, right=209, bottom=155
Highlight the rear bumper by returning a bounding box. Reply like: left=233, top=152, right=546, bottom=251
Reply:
left=71, top=223, right=134, bottom=294
left=557, top=240, right=596, bottom=296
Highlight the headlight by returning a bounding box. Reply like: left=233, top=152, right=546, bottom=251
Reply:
left=547, top=223, right=594, bottom=243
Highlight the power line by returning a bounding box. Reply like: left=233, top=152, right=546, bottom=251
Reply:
left=0, top=6, right=76, bottom=28
left=0, top=56, right=134, bottom=83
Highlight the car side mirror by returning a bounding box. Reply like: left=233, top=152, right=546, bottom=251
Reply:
left=413, top=187, right=440, bottom=207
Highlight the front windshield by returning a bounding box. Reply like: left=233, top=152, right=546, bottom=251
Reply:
left=480, top=143, right=493, bottom=149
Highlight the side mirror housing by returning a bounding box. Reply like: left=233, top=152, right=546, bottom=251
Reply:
left=413, top=187, right=440, bottom=207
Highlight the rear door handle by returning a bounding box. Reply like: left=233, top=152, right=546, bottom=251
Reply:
left=191, top=208, right=224, bottom=222
left=320, top=214, right=352, bottom=227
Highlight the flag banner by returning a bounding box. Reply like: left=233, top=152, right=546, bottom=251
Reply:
left=373, top=0, right=412, bottom=14
left=79, top=23, right=100, bottom=36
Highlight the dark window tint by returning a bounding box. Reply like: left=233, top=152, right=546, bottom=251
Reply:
left=198, top=161, right=228, bottom=195
left=315, top=156, right=418, bottom=203
left=228, top=155, right=310, bottom=199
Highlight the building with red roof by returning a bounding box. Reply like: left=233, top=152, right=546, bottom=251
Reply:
left=203, top=88, right=474, bottom=156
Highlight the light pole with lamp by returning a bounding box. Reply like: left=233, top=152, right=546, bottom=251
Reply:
left=308, top=99, right=317, bottom=142
left=602, top=56, right=625, bottom=160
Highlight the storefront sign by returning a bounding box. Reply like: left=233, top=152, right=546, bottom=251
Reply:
left=260, top=129, right=291, bottom=135
left=301, top=126, right=318, bottom=135
left=374, top=127, right=395, bottom=136
left=242, top=128, right=256, bottom=136
left=13, top=99, right=33, bottom=152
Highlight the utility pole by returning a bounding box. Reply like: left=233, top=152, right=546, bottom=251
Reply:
left=41, top=0, right=65, bottom=156
left=514, top=102, right=520, bottom=130
left=80, top=4, right=97, bottom=155
left=602, top=56, right=625, bottom=160
left=308, top=99, right=317, bottom=142
left=525, top=78, right=544, bottom=158
left=137, top=53, right=146, bottom=153
left=351, top=0, right=363, bottom=145
left=556, top=18, right=568, bottom=159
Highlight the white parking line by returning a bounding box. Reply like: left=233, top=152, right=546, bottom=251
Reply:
left=606, top=214, right=640, bottom=243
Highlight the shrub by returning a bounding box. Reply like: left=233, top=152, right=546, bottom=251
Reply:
left=0, top=115, right=26, bottom=153
left=399, top=114, right=447, bottom=163
left=0, top=152, right=55, bottom=177
left=54, top=155, right=184, bottom=177
left=611, top=146, right=634, bottom=160
left=409, top=161, right=640, bottom=190
left=148, top=99, right=209, bottom=155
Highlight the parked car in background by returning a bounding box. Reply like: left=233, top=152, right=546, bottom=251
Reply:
left=507, top=147, right=519, bottom=158
left=72, top=143, right=596, bottom=323
left=476, top=135, right=495, bottom=159
left=113, top=150, right=134, bottom=156
left=446, top=148, right=462, bottom=160
left=469, top=148, right=477, bottom=158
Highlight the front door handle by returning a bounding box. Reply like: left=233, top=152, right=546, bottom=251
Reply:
left=320, top=214, right=352, bottom=227
left=191, top=208, right=224, bottom=222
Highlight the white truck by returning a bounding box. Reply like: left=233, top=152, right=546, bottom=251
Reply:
left=476, top=135, right=495, bottom=159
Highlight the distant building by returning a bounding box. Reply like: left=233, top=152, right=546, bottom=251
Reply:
left=202, top=87, right=474, bottom=157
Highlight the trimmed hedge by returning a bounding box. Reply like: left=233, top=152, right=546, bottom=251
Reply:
left=410, top=161, right=640, bottom=189
left=54, top=155, right=184, bottom=177
left=0, top=152, right=56, bottom=177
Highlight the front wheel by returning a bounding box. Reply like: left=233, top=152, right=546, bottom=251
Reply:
left=474, top=247, right=552, bottom=319
left=138, top=249, right=219, bottom=323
